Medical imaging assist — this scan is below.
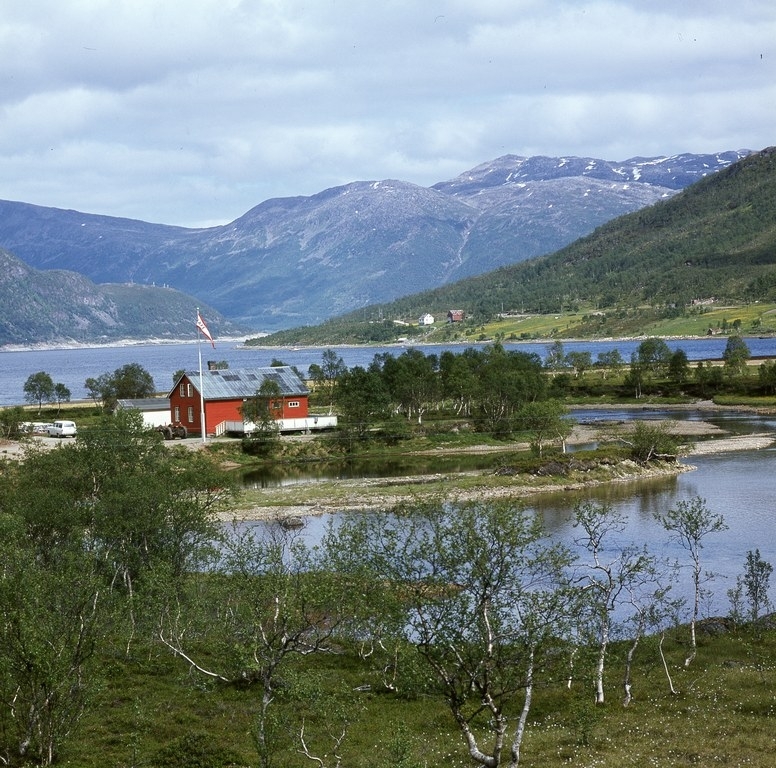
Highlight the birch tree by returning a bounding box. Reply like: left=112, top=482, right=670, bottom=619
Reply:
left=729, top=549, right=773, bottom=622
left=722, top=334, right=750, bottom=379
left=518, top=399, right=574, bottom=456
left=573, top=501, right=661, bottom=705
left=440, top=348, right=479, bottom=416
left=157, top=525, right=346, bottom=768
left=0, top=411, right=235, bottom=762
left=0, top=535, right=104, bottom=766
left=376, top=348, right=440, bottom=424
left=656, top=496, right=727, bottom=666
left=334, top=499, right=574, bottom=768
left=742, top=549, right=773, bottom=621
left=308, top=348, right=346, bottom=414
left=474, top=344, right=545, bottom=438
left=22, top=371, right=54, bottom=415
left=620, top=569, right=682, bottom=704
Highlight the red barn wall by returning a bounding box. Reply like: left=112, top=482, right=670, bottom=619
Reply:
left=169, top=374, right=309, bottom=436
left=277, top=396, right=308, bottom=419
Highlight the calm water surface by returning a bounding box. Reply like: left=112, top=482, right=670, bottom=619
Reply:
left=3, top=336, right=776, bottom=406
left=241, top=431, right=776, bottom=617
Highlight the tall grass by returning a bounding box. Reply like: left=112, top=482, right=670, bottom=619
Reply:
left=62, top=621, right=776, bottom=767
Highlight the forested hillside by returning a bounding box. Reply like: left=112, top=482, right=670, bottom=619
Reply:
left=0, top=248, right=242, bottom=346
left=262, top=147, right=776, bottom=344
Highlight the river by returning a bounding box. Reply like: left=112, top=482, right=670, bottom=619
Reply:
left=237, top=410, right=776, bottom=619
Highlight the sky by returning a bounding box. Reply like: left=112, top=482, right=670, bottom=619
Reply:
left=0, top=1, right=774, bottom=228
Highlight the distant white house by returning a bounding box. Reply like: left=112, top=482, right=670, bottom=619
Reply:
left=418, top=313, right=435, bottom=326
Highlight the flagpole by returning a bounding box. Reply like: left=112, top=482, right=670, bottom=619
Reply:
left=197, top=308, right=207, bottom=444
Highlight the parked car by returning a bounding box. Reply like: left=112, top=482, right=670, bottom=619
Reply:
left=47, top=420, right=77, bottom=438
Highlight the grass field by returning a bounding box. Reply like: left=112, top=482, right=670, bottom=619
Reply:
left=60, top=620, right=776, bottom=767
left=6, top=391, right=776, bottom=766
left=457, top=303, right=776, bottom=342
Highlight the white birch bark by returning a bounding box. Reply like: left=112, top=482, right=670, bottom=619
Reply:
left=595, top=621, right=609, bottom=705
left=659, top=631, right=679, bottom=695
left=509, top=645, right=535, bottom=767
left=622, top=634, right=639, bottom=706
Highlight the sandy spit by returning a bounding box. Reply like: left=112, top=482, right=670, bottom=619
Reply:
left=219, top=428, right=775, bottom=524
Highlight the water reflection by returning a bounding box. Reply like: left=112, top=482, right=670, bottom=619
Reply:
left=535, top=473, right=683, bottom=536
left=235, top=412, right=776, bottom=616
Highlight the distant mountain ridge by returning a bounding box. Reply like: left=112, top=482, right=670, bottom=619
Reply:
left=0, top=248, right=244, bottom=347
left=0, top=150, right=750, bottom=339
left=432, top=152, right=744, bottom=196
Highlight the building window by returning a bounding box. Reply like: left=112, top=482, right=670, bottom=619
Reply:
left=288, top=400, right=300, bottom=408
left=187, top=406, right=194, bottom=423
left=179, top=383, right=185, bottom=397
left=174, top=406, right=180, bottom=422
left=187, top=382, right=193, bottom=397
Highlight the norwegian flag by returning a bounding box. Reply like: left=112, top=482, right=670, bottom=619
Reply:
left=196, top=311, right=215, bottom=348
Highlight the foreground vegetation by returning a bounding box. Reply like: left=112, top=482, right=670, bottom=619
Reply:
left=2, top=340, right=776, bottom=766
left=54, top=584, right=776, bottom=768
left=2, top=421, right=775, bottom=767
left=1, top=407, right=775, bottom=766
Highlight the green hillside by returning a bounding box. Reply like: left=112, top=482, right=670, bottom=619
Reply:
left=255, top=147, right=776, bottom=345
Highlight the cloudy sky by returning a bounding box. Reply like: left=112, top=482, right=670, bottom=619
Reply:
left=1, top=1, right=773, bottom=228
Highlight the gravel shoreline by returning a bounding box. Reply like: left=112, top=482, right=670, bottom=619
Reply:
left=220, top=425, right=776, bottom=523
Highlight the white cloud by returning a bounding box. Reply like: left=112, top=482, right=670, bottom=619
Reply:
left=0, top=0, right=773, bottom=226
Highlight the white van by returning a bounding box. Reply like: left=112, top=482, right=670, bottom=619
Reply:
left=47, top=420, right=77, bottom=438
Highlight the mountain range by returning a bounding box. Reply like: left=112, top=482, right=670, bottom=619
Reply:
left=284, top=146, right=775, bottom=346
left=0, top=150, right=750, bottom=345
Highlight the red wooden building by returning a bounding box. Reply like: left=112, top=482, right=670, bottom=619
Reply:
left=168, top=366, right=311, bottom=437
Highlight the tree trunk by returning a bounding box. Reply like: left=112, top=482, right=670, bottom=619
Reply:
left=595, top=624, right=609, bottom=704
left=453, top=708, right=500, bottom=768
left=567, top=645, right=578, bottom=690
left=256, top=684, right=274, bottom=768
left=659, top=631, right=679, bottom=695
left=622, top=634, right=640, bottom=706
left=687, top=559, right=701, bottom=667
left=509, top=645, right=535, bottom=767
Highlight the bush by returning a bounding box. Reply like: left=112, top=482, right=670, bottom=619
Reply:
left=0, top=406, right=26, bottom=439
left=241, top=435, right=279, bottom=457
left=628, top=420, right=680, bottom=463
left=375, top=417, right=413, bottom=446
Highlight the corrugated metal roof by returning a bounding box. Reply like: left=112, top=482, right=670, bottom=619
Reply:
left=179, top=366, right=309, bottom=401
left=117, top=398, right=170, bottom=411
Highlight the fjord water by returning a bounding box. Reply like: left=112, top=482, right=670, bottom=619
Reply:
left=3, top=335, right=776, bottom=407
